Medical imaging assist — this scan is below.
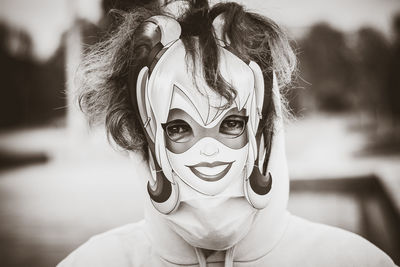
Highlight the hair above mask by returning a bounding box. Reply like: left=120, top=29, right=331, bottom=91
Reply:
left=76, top=0, right=297, bottom=159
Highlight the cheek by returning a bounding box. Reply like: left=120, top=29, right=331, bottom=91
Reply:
left=164, top=132, right=196, bottom=154
left=218, top=130, right=248, bottom=150
left=228, top=144, right=249, bottom=173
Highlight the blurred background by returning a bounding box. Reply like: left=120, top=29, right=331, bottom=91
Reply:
left=0, top=0, right=399, bottom=266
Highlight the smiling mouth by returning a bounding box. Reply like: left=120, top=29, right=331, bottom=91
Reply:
left=186, top=161, right=234, bottom=182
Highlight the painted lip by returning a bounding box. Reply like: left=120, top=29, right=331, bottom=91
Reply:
left=186, top=161, right=234, bottom=182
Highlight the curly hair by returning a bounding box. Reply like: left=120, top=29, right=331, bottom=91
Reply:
left=77, top=0, right=296, bottom=158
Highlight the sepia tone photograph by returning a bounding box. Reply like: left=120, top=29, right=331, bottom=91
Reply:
left=0, top=0, right=399, bottom=266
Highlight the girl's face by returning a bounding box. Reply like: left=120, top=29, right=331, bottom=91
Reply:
left=163, top=86, right=250, bottom=196
left=164, top=109, right=249, bottom=195
left=145, top=40, right=258, bottom=196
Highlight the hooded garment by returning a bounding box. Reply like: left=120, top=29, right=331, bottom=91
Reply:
left=57, top=107, right=396, bottom=267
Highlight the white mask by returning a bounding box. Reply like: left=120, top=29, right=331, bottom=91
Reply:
left=164, top=104, right=250, bottom=196
left=137, top=38, right=268, bottom=249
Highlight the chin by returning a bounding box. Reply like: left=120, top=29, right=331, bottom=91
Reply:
left=166, top=197, right=257, bottom=250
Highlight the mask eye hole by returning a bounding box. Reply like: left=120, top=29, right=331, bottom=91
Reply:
left=219, top=115, right=248, bottom=138
left=162, top=119, right=193, bottom=143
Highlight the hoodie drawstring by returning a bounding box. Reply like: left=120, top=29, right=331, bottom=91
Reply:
left=224, top=246, right=235, bottom=267
left=195, top=247, right=207, bottom=267
left=194, top=246, right=236, bottom=267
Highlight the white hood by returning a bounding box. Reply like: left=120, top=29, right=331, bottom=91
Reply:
left=143, top=77, right=290, bottom=264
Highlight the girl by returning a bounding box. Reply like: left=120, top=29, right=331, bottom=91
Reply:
left=58, top=1, right=395, bottom=266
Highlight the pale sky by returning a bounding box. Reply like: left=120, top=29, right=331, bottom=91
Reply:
left=242, top=0, right=400, bottom=37
left=0, top=0, right=102, bottom=60
left=0, top=0, right=399, bottom=60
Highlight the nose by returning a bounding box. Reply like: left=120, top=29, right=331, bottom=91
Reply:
left=200, top=141, right=219, bottom=157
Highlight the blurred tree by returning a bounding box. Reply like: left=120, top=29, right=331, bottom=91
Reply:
left=387, top=13, right=400, bottom=124
left=0, top=23, right=65, bottom=128
left=350, top=17, right=400, bottom=154
left=299, top=23, right=357, bottom=112
left=355, top=27, right=390, bottom=118
left=103, top=0, right=159, bottom=12
left=0, top=24, right=31, bottom=126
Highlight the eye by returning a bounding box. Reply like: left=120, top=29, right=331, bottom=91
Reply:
left=219, top=115, right=248, bottom=137
left=162, top=120, right=193, bottom=143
